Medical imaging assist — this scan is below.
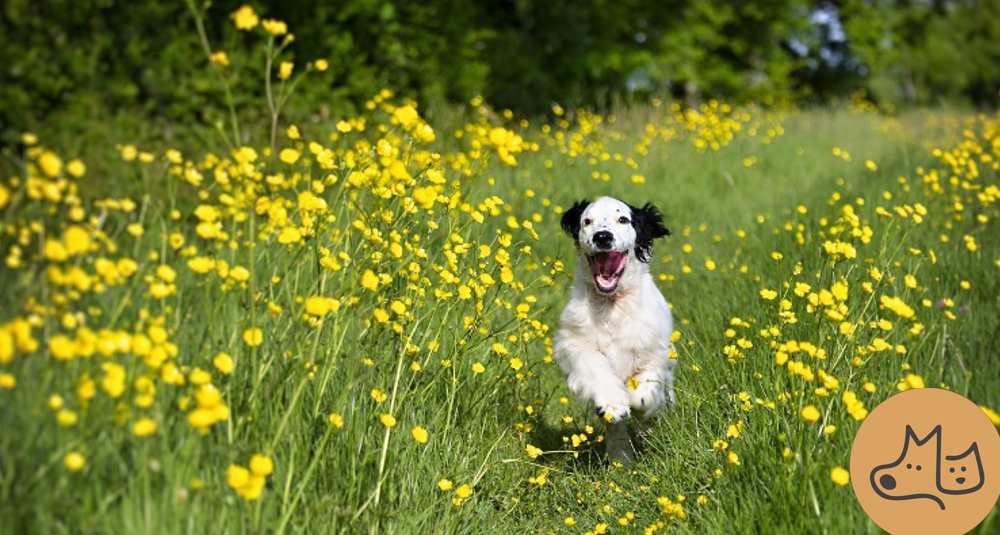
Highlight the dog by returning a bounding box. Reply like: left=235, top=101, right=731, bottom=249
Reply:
left=554, top=196, right=676, bottom=463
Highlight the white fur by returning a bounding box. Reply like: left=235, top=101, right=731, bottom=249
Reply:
left=554, top=197, right=677, bottom=461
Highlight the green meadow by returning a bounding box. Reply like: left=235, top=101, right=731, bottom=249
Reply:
left=2, top=9, right=999, bottom=535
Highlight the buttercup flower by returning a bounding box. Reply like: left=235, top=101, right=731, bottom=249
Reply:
left=231, top=5, right=259, bottom=30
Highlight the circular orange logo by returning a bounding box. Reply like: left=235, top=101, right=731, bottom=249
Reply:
left=851, top=388, right=1000, bottom=534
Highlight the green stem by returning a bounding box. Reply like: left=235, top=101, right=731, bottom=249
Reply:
left=186, top=0, right=240, bottom=146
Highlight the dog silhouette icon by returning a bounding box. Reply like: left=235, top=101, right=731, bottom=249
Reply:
left=870, top=424, right=986, bottom=510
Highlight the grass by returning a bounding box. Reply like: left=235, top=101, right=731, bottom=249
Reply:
left=2, top=9, right=1000, bottom=535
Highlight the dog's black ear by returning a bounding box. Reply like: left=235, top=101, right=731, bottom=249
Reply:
left=560, top=200, right=590, bottom=244
left=630, top=202, right=670, bottom=262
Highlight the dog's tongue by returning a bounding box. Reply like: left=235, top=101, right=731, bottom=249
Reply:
left=596, top=251, right=626, bottom=277
left=589, top=251, right=627, bottom=292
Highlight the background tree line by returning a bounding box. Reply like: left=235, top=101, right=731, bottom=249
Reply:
left=3, top=0, right=1000, bottom=144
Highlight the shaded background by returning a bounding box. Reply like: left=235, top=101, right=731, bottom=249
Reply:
left=3, top=0, right=1000, bottom=145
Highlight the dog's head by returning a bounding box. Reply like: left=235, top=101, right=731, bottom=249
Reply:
left=560, top=196, right=670, bottom=295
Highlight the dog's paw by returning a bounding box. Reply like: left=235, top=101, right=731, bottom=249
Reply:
left=629, top=381, right=666, bottom=418
left=596, top=404, right=631, bottom=423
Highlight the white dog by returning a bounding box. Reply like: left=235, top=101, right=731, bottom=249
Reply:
left=554, top=196, right=676, bottom=463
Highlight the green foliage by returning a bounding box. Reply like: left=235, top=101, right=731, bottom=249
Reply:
left=4, top=0, right=1000, bottom=150
left=837, top=0, right=1000, bottom=107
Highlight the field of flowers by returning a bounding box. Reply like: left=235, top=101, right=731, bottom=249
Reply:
left=2, top=6, right=999, bottom=534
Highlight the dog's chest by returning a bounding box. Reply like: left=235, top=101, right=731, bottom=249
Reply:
left=583, top=293, right=653, bottom=353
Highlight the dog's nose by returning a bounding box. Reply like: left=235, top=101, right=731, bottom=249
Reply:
left=593, top=230, right=613, bottom=249
left=880, top=474, right=897, bottom=490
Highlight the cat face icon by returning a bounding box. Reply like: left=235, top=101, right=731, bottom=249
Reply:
left=939, top=442, right=984, bottom=495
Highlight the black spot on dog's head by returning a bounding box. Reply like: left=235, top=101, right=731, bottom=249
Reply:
left=629, top=202, right=670, bottom=262
left=560, top=199, right=591, bottom=245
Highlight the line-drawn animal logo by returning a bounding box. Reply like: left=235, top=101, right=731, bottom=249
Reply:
left=870, top=424, right=985, bottom=510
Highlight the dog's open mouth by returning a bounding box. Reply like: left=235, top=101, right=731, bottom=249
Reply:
left=587, top=251, right=628, bottom=293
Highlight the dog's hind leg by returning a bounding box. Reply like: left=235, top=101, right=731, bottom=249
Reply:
left=605, top=421, right=636, bottom=465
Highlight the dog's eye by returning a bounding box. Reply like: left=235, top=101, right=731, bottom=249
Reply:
left=583, top=218, right=592, bottom=226
left=618, top=216, right=630, bottom=224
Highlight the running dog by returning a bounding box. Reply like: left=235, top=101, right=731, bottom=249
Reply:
left=554, top=196, right=676, bottom=463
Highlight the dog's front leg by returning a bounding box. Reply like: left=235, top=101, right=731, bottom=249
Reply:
left=628, top=369, right=669, bottom=419
left=628, top=353, right=676, bottom=419
left=556, top=343, right=632, bottom=422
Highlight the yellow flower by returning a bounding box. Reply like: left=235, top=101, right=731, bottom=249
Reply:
left=361, top=270, right=379, bottom=291
left=213, top=352, right=235, bottom=374
left=393, top=105, right=420, bottom=129
left=328, top=413, right=344, bottom=428
left=0, top=373, right=16, bottom=390
left=126, top=222, right=144, bottom=236
left=227, top=463, right=267, bottom=501
left=278, top=61, right=294, bottom=80
left=380, top=413, right=396, bottom=428
left=437, top=478, right=453, bottom=491
left=119, top=144, right=138, bottom=161
left=57, top=409, right=78, bottom=426
left=509, top=357, right=523, bottom=371
left=243, top=328, right=263, bottom=347
left=726, top=424, right=741, bottom=439
left=830, top=467, right=850, bottom=486
left=249, top=454, right=274, bottom=476
left=66, top=159, right=86, bottom=178
left=455, top=484, right=473, bottom=499
left=278, top=226, right=302, bottom=244
left=226, top=464, right=250, bottom=490
left=38, top=151, right=63, bottom=177
left=412, top=186, right=436, bottom=209
left=980, top=406, right=1000, bottom=426
left=261, top=19, right=288, bottom=36
left=101, top=362, right=126, bottom=398
left=133, top=417, right=157, bottom=437
left=564, top=517, right=577, bottom=527
left=370, top=388, right=388, bottom=403
left=801, top=405, right=821, bottom=422
left=305, top=296, right=334, bottom=316
left=899, top=373, right=925, bottom=390
left=411, top=426, right=429, bottom=444
left=64, top=452, right=86, bottom=471
left=314, top=58, right=329, bottom=72
left=210, top=51, right=230, bottom=67
left=727, top=451, right=741, bottom=466
left=759, top=289, right=778, bottom=300
left=231, top=5, right=259, bottom=30
left=471, top=362, right=485, bottom=374
left=279, top=148, right=300, bottom=164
